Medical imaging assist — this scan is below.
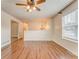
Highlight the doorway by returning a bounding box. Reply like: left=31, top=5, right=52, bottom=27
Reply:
left=11, top=21, right=18, bottom=43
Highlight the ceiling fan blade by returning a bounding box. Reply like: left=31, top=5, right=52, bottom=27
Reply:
left=36, top=0, right=45, bottom=4
left=16, top=3, right=27, bottom=6
left=36, top=7, right=40, bottom=11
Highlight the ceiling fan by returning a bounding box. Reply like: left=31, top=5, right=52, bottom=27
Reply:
left=16, top=0, right=45, bottom=12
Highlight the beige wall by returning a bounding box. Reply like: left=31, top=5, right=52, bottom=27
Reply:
left=50, top=0, right=78, bottom=56
left=28, top=19, right=49, bottom=30
left=1, top=10, right=24, bottom=48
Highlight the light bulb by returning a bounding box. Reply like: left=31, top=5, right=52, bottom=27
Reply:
left=33, top=6, right=36, bottom=10
left=26, top=5, right=30, bottom=9
left=28, top=9, right=32, bottom=12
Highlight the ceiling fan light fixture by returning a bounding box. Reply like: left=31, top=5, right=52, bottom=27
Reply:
left=16, top=0, right=46, bottom=12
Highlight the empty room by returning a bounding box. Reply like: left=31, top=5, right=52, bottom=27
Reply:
left=1, top=0, right=78, bottom=59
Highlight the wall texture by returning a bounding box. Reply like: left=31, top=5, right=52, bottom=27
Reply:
left=1, top=10, right=24, bottom=48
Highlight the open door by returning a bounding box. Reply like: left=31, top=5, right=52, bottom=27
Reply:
left=11, top=21, right=18, bottom=43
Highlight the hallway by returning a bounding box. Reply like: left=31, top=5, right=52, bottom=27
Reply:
left=2, top=39, right=77, bottom=59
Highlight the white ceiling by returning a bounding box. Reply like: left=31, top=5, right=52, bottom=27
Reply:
left=1, top=0, right=74, bottom=22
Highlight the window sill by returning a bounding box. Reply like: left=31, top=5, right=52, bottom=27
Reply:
left=62, top=36, right=78, bottom=43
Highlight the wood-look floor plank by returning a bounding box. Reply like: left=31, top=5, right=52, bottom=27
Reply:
left=1, top=39, right=77, bottom=59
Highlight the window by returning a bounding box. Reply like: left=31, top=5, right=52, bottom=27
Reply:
left=62, top=9, right=78, bottom=43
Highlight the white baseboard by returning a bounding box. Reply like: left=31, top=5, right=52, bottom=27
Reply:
left=24, top=39, right=53, bottom=41
left=53, top=41, right=78, bottom=56
left=1, top=41, right=11, bottom=48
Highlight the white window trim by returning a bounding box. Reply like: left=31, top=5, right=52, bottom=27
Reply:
left=63, top=36, right=78, bottom=43
left=62, top=9, right=78, bottom=43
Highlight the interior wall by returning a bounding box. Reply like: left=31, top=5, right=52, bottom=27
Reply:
left=24, top=30, right=52, bottom=41
left=50, top=0, right=78, bottom=56
left=24, top=18, right=53, bottom=41
left=1, top=10, right=24, bottom=48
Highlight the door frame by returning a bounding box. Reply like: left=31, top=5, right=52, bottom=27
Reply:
left=11, top=20, right=19, bottom=43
